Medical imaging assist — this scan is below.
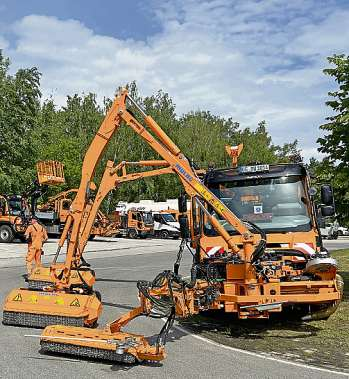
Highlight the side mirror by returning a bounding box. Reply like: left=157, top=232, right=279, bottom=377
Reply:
left=178, top=193, right=187, bottom=213
left=321, top=205, right=335, bottom=217
left=178, top=215, right=190, bottom=239
left=321, top=185, right=334, bottom=206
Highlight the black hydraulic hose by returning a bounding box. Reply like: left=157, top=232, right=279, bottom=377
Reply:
left=156, top=306, right=175, bottom=352
left=186, top=264, right=198, bottom=288
left=245, top=221, right=267, bottom=263
left=53, top=246, right=61, bottom=264
left=174, top=239, right=185, bottom=275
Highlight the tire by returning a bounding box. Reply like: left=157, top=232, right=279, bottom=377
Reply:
left=160, top=230, right=170, bottom=239
left=128, top=229, right=138, bottom=239
left=0, top=225, right=15, bottom=243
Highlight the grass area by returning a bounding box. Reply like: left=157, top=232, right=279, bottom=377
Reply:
left=180, top=249, right=349, bottom=372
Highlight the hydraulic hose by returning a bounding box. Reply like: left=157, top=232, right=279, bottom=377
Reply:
left=245, top=221, right=267, bottom=263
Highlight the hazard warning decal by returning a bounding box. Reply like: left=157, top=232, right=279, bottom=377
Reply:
left=29, top=295, right=38, bottom=304
left=13, top=294, right=22, bottom=302
left=70, top=298, right=80, bottom=307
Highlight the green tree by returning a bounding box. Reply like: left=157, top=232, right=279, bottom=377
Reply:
left=317, top=54, right=349, bottom=222
left=0, top=51, right=41, bottom=193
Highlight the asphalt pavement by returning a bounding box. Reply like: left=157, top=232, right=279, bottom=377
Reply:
left=0, top=237, right=348, bottom=378
left=323, top=236, right=349, bottom=251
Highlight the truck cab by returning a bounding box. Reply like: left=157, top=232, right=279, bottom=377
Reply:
left=153, top=212, right=180, bottom=239
left=184, top=162, right=340, bottom=319
left=122, top=210, right=154, bottom=238
left=200, top=163, right=321, bottom=252
left=0, top=195, right=29, bottom=242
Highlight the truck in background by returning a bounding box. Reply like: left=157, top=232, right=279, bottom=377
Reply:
left=320, top=219, right=339, bottom=240
left=153, top=212, right=180, bottom=239
left=109, top=208, right=154, bottom=238
left=0, top=161, right=65, bottom=243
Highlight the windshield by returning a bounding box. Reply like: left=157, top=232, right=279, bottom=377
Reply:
left=8, top=199, right=23, bottom=216
left=161, top=214, right=176, bottom=222
left=207, top=175, right=311, bottom=233
left=142, top=212, right=154, bottom=224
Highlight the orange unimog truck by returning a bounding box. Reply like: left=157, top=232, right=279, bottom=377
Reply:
left=92, top=209, right=154, bottom=238
left=193, top=144, right=341, bottom=320
left=35, top=189, right=77, bottom=236
left=36, top=189, right=104, bottom=239
left=116, top=209, right=154, bottom=238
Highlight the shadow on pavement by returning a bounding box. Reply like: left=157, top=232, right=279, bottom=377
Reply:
left=180, top=310, right=321, bottom=339
left=102, top=301, right=135, bottom=310
left=96, top=277, right=139, bottom=283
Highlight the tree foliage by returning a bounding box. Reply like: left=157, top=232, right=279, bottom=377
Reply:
left=317, top=54, right=349, bottom=223
left=0, top=51, right=41, bottom=193
left=0, top=52, right=301, bottom=210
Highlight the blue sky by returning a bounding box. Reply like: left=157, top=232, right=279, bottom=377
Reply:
left=0, top=0, right=348, bottom=160
left=0, top=0, right=161, bottom=40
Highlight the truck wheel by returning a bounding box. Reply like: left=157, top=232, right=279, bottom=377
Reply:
left=160, top=230, right=170, bottom=239
left=0, top=225, right=14, bottom=243
left=128, top=229, right=138, bottom=239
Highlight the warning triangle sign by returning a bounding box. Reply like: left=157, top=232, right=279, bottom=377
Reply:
left=13, top=294, right=22, bottom=302
left=70, top=298, right=80, bottom=307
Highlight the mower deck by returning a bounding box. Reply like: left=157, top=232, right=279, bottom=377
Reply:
left=40, top=325, right=166, bottom=363
left=2, top=288, right=102, bottom=328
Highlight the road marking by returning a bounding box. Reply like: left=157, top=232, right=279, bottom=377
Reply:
left=169, top=322, right=349, bottom=377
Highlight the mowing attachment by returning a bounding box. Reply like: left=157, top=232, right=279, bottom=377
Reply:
left=3, top=288, right=102, bottom=328
left=39, top=324, right=165, bottom=363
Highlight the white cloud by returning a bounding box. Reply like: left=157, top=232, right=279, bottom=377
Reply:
left=1, top=1, right=348, bottom=161
left=0, top=35, right=8, bottom=49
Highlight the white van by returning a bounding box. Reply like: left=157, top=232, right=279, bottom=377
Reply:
left=320, top=220, right=339, bottom=240
left=152, top=212, right=180, bottom=239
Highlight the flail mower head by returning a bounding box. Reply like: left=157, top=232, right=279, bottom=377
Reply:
left=2, top=288, right=102, bottom=328
left=39, top=325, right=166, bottom=364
